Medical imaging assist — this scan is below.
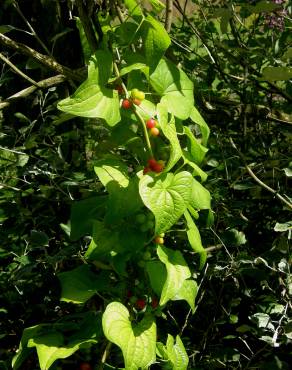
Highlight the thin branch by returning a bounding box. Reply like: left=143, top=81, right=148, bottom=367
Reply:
left=0, top=52, right=40, bottom=87
left=0, top=74, right=66, bottom=110
left=75, top=0, right=99, bottom=52
left=97, top=341, right=112, bottom=370
left=0, top=33, right=83, bottom=81
left=12, top=0, right=51, bottom=56
left=230, top=138, right=292, bottom=210
left=165, top=0, right=173, bottom=32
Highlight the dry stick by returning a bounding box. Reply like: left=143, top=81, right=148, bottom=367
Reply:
left=230, top=138, right=292, bottom=210
left=0, top=33, right=83, bottom=82
left=165, top=0, right=173, bottom=32
left=75, top=0, right=99, bottom=52
left=0, top=74, right=67, bottom=110
left=97, top=342, right=112, bottom=370
left=12, top=0, right=51, bottom=56
left=0, top=52, right=40, bottom=87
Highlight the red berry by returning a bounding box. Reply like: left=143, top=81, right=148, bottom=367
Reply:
left=80, top=363, right=92, bottom=370
left=133, top=98, right=142, bottom=106
left=154, top=236, right=164, bottom=244
left=127, top=290, right=133, bottom=298
left=122, top=99, right=132, bottom=109
left=148, top=158, right=157, bottom=169
left=115, top=85, right=123, bottom=94
left=143, top=166, right=151, bottom=175
left=152, top=162, right=164, bottom=173
left=136, top=298, right=146, bottom=310
left=151, top=297, right=159, bottom=308
left=150, top=127, right=160, bottom=136
left=146, top=118, right=157, bottom=129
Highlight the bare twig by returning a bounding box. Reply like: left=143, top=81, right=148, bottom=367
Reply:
left=97, top=341, right=112, bottom=370
left=0, top=33, right=83, bottom=81
left=0, top=52, right=40, bottom=87
left=0, top=74, right=66, bottom=110
left=230, top=138, right=292, bottom=210
left=11, top=0, right=51, bottom=56
left=165, top=0, right=173, bottom=32
left=75, top=0, right=99, bottom=52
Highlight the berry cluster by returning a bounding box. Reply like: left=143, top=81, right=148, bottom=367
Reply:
left=146, top=117, right=160, bottom=137
left=144, top=158, right=164, bottom=174
left=121, top=88, right=145, bottom=109
left=154, top=233, right=164, bottom=245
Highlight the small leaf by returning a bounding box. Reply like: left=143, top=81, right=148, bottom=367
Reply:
left=165, top=335, right=189, bottom=370
left=157, top=245, right=191, bottom=306
left=274, top=221, right=292, bottom=232
left=189, top=106, right=210, bottom=146
left=157, top=103, right=182, bottom=171
left=184, top=210, right=206, bottom=269
left=150, top=59, right=194, bottom=119
left=260, top=67, right=292, bottom=82
left=173, top=279, right=198, bottom=312
left=124, top=0, right=144, bottom=20
left=184, top=126, right=208, bottom=165
left=189, top=178, right=211, bottom=210
left=57, top=265, right=102, bottom=304
left=102, top=302, right=156, bottom=370
left=141, top=15, right=171, bottom=70
left=139, top=171, right=193, bottom=235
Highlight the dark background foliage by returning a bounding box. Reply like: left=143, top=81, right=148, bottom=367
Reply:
left=0, top=0, right=291, bottom=369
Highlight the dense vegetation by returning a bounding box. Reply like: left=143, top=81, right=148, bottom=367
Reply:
left=0, top=0, right=291, bottom=369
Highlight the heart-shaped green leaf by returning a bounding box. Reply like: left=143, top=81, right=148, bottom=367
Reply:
left=139, top=171, right=193, bottom=235
left=58, top=51, right=121, bottom=126
left=184, top=126, right=208, bottom=165
left=190, top=178, right=211, bottom=210
left=102, top=302, right=156, bottom=370
left=150, top=59, right=194, bottom=119
left=157, top=246, right=191, bottom=305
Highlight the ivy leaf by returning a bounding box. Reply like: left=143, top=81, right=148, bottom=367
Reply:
left=139, top=171, right=193, bottom=235
left=94, top=157, right=129, bottom=188
left=27, top=333, right=94, bottom=370
left=102, top=302, right=156, bottom=370
left=141, top=15, right=171, bottom=71
left=58, top=51, right=121, bottom=126
left=157, top=246, right=191, bottom=306
left=150, top=59, right=194, bottom=119
left=184, top=210, right=206, bottom=269
left=184, top=126, right=208, bottom=165
left=165, top=335, right=189, bottom=370
left=189, top=106, right=210, bottom=146
left=157, top=103, right=182, bottom=171
left=57, top=265, right=102, bottom=304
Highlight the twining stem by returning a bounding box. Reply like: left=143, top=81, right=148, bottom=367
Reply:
left=113, top=61, right=153, bottom=157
